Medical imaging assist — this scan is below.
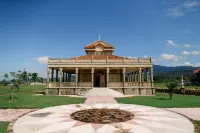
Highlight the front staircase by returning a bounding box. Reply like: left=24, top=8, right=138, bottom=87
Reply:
left=79, top=87, right=123, bottom=97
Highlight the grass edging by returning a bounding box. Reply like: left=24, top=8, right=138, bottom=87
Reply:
left=7, top=109, right=37, bottom=133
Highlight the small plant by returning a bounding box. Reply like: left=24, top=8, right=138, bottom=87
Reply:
left=166, top=79, right=178, bottom=100
left=10, top=83, right=20, bottom=100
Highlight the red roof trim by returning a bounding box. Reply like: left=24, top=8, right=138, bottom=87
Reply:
left=194, top=68, right=200, bottom=73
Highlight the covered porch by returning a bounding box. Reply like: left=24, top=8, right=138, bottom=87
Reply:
left=47, top=67, right=153, bottom=89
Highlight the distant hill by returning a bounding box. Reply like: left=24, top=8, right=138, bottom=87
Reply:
left=154, top=65, right=198, bottom=77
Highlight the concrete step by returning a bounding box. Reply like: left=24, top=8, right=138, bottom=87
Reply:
left=79, top=87, right=123, bottom=97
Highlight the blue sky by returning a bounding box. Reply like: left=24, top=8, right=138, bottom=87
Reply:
left=0, top=0, right=200, bottom=79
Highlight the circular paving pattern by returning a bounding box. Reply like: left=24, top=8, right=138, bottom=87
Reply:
left=70, top=108, right=134, bottom=124
left=13, top=104, right=195, bottom=133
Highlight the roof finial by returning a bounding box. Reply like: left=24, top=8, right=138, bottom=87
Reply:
left=98, top=33, right=100, bottom=40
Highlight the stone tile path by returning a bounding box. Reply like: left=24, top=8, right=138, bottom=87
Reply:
left=84, top=96, right=118, bottom=104
left=13, top=104, right=194, bottom=133
left=0, top=95, right=199, bottom=133
left=0, top=109, right=36, bottom=122
left=165, top=108, right=200, bottom=121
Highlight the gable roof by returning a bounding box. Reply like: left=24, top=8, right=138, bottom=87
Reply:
left=84, top=40, right=114, bottom=49
left=194, top=68, right=200, bottom=73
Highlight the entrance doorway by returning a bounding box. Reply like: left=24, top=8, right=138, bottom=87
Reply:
left=95, top=75, right=100, bottom=87
left=94, top=74, right=105, bottom=87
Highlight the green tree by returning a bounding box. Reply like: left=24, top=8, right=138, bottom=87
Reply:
left=32, top=73, right=38, bottom=83
left=3, top=73, right=9, bottom=86
left=166, top=79, right=178, bottom=100
left=4, top=73, right=9, bottom=79
left=21, top=69, right=29, bottom=84
left=28, top=73, right=32, bottom=82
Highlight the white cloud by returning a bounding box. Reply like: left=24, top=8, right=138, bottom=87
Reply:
left=184, top=44, right=192, bottom=48
left=144, top=55, right=148, bottom=58
left=183, top=1, right=199, bottom=8
left=184, top=62, right=194, bottom=66
left=165, top=0, right=200, bottom=18
left=191, top=50, right=200, bottom=55
left=166, top=40, right=178, bottom=47
left=181, top=50, right=190, bottom=55
left=183, top=62, right=200, bottom=67
left=195, top=63, right=200, bottom=67
left=165, top=6, right=184, bottom=18
left=33, top=56, right=49, bottom=64
left=160, top=54, right=179, bottom=62
left=182, top=29, right=190, bottom=34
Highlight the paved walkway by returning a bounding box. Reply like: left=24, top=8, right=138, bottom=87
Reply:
left=13, top=104, right=194, bottom=133
left=0, top=109, right=36, bottom=122
left=84, top=96, right=118, bottom=104
left=0, top=95, right=199, bottom=133
left=165, top=108, right=200, bottom=121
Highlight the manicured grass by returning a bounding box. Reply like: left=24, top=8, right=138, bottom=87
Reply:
left=0, top=122, right=9, bottom=133
left=116, top=93, right=200, bottom=108
left=0, top=85, right=85, bottom=109
left=195, top=121, right=200, bottom=127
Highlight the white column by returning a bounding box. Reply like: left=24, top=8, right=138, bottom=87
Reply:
left=47, top=68, right=50, bottom=83
left=46, top=67, right=50, bottom=95
left=75, top=68, right=79, bottom=87
left=91, top=68, right=94, bottom=88
left=142, top=70, right=144, bottom=82
left=181, top=75, right=184, bottom=88
left=127, top=74, right=129, bottom=82
left=135, top=72, right=137, bottom=82
left=123, top=68, right=126, bottom=87
left=150, top=66, right=153, bottom=87
left=139, top=67, right=142, bottom=87
left=56, top=69, right=58, bottom=82
left=59, top=68, right=63, bottom=82
left=51, top=68, right=54, bottom=82
left=106, top=68, right=110, bottom=87
left=132, top=73, right=134, bottom=82
left=146, top=68, right=149, bottom=82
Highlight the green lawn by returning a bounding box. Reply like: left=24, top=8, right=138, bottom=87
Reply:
left=0, top=85, right=85, bottom=109
left=116, top=93, right=200, bottom=108
left=0, top=122, right=9, bottom=133
left=195, top=121, right=200, bottom=127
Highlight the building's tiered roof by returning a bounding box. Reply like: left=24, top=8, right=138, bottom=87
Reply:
left=84, top=40, right=114, bottom=49
left=67, top=55, right=132, bottom=60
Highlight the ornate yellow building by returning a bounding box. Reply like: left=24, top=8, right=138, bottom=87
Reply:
left=46, top=40, right=154, bottom=95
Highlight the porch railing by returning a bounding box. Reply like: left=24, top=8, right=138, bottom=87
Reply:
left=77, top=82, right=92, bottom=87
left=48, top=82, right=152, bottom=88
left=108, top=82, right=124, bottom=87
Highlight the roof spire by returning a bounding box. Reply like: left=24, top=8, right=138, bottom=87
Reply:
left=98, top=33, right=100, bottom=40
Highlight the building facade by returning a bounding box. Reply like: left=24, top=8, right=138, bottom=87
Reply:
left=46, top=40, right=154, bottom=95
left=192, top=68, right=200, bottom=85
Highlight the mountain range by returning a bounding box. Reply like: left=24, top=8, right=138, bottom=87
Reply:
left=154, top=65, right=198, bottom=77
